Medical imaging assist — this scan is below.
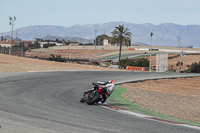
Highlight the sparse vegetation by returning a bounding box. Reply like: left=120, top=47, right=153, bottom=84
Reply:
left=29, top=41, right=41, bottom=49
left=119, top=58, right=149, bottom=69
left=48, top=54, right=67, bottom=62
left=176, top=61, right=183, bottom=67
left=43, top=43, right=56, bottom=48
left=186, top=62, right=200, bottom=73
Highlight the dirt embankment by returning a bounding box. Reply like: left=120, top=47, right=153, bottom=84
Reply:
left=145, top=54, right=200, bottom=71
left=25, top=49, right=116, bottom=59
left=148, top=54, right=200, bottom=70
left=119, top=77, right=200, bottom=123
left=0, top=54, right=119, bottom=73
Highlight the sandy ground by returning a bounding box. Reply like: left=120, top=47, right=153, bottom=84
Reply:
left=0, top=54, right=118, bottom=73
left=143, top=54, right=200, bottom=71
left=168, top=55, right=200, bottom=70
left=119, top=77, right=200, bottom=123
left=26, top=49, right=116, bottom=59
left=152, top=55, right=200, bottom=70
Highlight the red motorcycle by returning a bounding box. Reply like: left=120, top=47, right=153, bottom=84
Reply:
left=80, top=80, right=114, bottom=105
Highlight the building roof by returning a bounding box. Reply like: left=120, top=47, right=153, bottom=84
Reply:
left=0, top=40, right=20, bottom=44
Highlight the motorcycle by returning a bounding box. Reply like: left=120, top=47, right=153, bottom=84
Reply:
left=80, top=81, right=113, bottom=105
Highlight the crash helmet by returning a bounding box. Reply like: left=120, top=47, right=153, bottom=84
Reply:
left=109, top=80, right=114, bottom=83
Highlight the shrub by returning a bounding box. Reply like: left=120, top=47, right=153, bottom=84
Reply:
left=186, top=61, right=200, bottom=73
left=135, top=58, right=149, bottom=67
left=48, top=54, right=66, bottom=62
left=120, top=58, right=135, bottom=69
left=176, top=61, right=183, bottom=66
left=119, top=58, right=149, bottom=69
left=43, top=43, right=56, bottom=48
left=29, top=41, right=41, bottom=49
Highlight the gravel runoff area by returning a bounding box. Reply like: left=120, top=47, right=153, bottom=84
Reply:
left=119, top=77, right=200, bottom=123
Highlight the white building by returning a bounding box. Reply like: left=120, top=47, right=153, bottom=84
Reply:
left=0, top=42, right=11, bottom=47
left=103, top=38, right=109, bottom=46
left=38, top=41, right=64, bottom=48
left=0, top=40, right=19, bottom=47
left=69, top=42, right=79, bottom=46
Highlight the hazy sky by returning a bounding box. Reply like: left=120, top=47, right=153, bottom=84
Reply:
left=1, top=0, right=199, bottom=32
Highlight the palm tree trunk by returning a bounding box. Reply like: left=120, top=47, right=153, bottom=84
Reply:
left=118, top=40, right=122, bottom=69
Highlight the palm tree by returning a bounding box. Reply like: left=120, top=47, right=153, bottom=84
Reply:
left=111, top=25, right=132, bottom=69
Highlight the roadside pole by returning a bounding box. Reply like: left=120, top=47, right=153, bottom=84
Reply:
left=9, top=16, right=16, bottom=55
left=179, top=51, right=184, bottom=72
left=149, top=32, right=153, bottom=72
left=95, top=30, right=97, bottom=50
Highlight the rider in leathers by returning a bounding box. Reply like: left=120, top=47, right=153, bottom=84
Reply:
left=80, top=80, right=115, bottom=103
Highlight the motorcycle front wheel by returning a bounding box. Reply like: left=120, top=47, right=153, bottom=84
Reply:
left=86, top=91, right=100, bottom=105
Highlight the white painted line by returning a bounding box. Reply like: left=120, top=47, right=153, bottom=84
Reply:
left=180, top=124, right=200, bottom=130
left=101, top=105, right=149, bottom=118
left=101, top=105, right=200, bottom=130
left=119, top=110, right=150, bottom=118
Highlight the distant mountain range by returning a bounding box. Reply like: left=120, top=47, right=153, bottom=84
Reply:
left=1, top=22, right=200, bottom=47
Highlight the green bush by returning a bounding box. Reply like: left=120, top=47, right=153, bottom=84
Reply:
left=48, top=54, right=67, bottom=62
left=43, top=43, right=56, bottom=48
left=186, top=62, right=200, bottom=73
left=29, top=41, right=41, bottom=49
left=176, top=61, right=183, bottom=66
left=120, top=58, right=149, bottom=69
left=135, top=58, right=149, bottom=67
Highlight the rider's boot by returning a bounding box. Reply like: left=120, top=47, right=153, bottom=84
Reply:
left=80, top=97, right=85, bottom=103
left=101, top=95, right=107, bottom=103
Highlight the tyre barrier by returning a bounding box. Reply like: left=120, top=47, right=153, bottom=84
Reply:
left=126, top=66, right=146, bottom=71
left=128, top=48, right=135, bottom=50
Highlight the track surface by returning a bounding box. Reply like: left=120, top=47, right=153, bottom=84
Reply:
left=95, top=53, right=144, bottom=61
left=0, top=71, right=200, bottom=133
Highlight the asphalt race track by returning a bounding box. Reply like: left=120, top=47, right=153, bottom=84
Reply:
left=0, top=71, right=200, bottom=133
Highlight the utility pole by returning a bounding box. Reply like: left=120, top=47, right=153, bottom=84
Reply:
left=9, top=16, right=16, bottom=55
left=149, top=32, right=153, bottom=72
left=16, top=31, right=18, bottom=41
left=179, top=51, right=184, bottom=71
left=1, top=34, right=3, bottom=41
left=95, top=30, right=97, bottom=50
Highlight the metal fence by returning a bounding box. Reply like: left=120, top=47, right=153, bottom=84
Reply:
left=0, top=47, right=25, bottom=56
left=156, top=53, right=168, bottom=72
